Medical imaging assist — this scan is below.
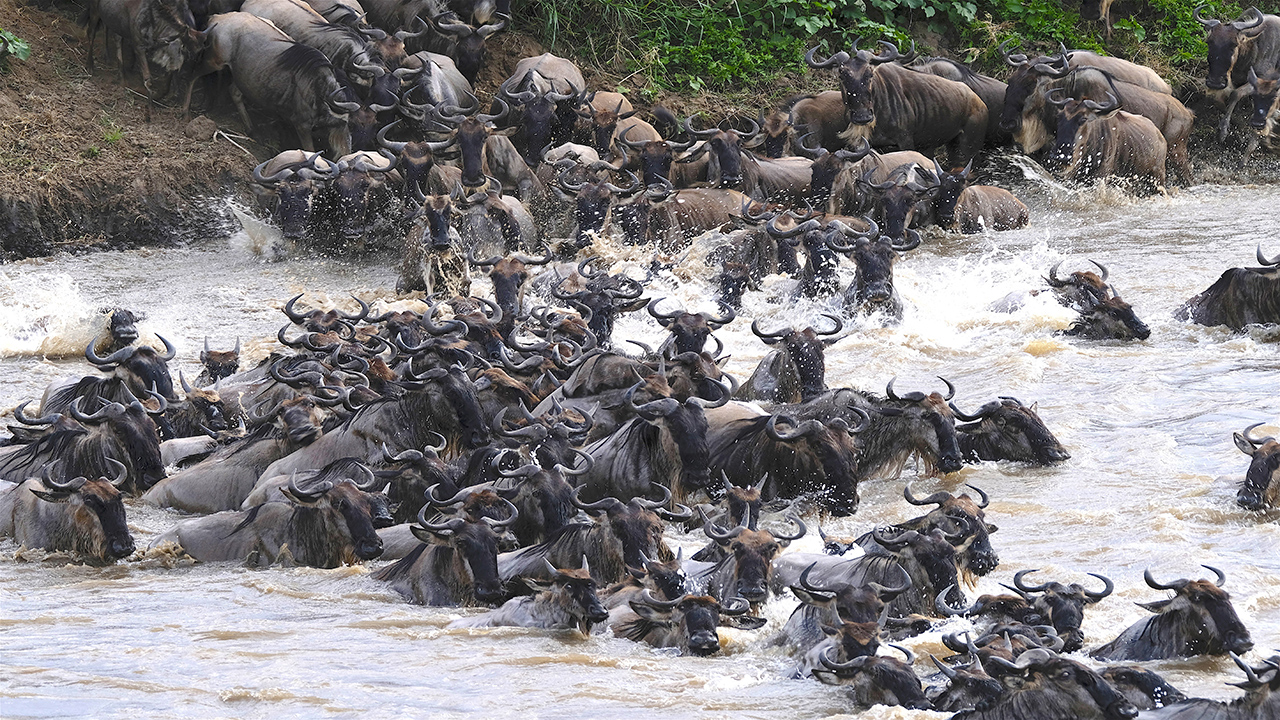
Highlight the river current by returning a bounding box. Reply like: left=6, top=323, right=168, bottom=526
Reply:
left=1, top=177, right=1277, bottom=719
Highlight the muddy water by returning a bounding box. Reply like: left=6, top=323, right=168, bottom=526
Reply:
left=1, top=183, right=1278, bottom=720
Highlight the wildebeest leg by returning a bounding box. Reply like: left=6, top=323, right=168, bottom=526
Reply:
left=1242, top=132, right=1260, bottom=164
left=228, top=85, right=255, bottom=137
left=84, top=11, right=98, bottom=71
left=137, top=49, right=154, bottom=122
left=1218, top=87, right=1251, bottom=142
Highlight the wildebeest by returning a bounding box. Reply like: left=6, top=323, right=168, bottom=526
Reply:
left=142, top=394, right=328, bottom=513
left=0, top=395, right=166, bottom=495
left=0, top=459, right=135, bottom=564
left=425, top=11, right=506, bottom=84
left=1046, top=90, right=1167, bottom=194
left=867, top=483, right=1001, bottom=577
left=813, top=643, right=932, bottom=711
left=373, top=500, right=516, bottom=605
left=953, top=648, right=1139, bottom=720
left=928, top=654, right=1005, bottom=714
left=612, top=180, right=749, bottom=252
left=151, top=472, right=386, bottom=567
left=1196, top=6, right=1280, bottom=141
left=184, top=12, right=352, bottom=155
left=916, top=161, right=1030, bottom=234
left=738, top=314, right=843, bottom=404
left=707, top=412, right=865, bottom=516
left=678, top=118, right=813, bottom=204
left=827, top=224, right=918, bottom=321
left=1101, top=665, right=1187, bottom=711
left=779, top=561, right=911, bottom=656
left=1176, top=245, right=1280, bottom=330
left=1091, top=566, right=1254, bottom=660
left=1232, top=421, right=1279, bottom=510
left=196, top=337, right=241, bottom=385
left=950, top=396, right=1069, bottom=465
left=615, top=591, right=763, bottom=656
left=792, top=380, right=965, bottom=482
left=449, top=556, right=609, bottom=634
left=1001, top=568, right=1113, bottom=653
left=1244, top=68, right=1280, bottom=160
left=91, top=308, right=142, bottom=355
left=1140, top=652, right=1278, bottom=719
left=498, top=486, right=682, bottom=586
left=85, top=0, right=204, bottom=120
left=805, top=40, right=988, bottom=168
left=251, top=151, right=339, bottom=245
left=80, top=334, right=178, bottom=403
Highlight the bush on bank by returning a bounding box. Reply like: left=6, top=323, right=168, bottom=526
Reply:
left=512, top=0, right=1248, bottom=95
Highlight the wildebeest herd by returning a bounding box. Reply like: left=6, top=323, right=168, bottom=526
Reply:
left=5, top=0, right=1280, bottom=717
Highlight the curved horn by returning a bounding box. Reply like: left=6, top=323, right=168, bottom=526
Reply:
left=85, top=340, right=136, bottom=366
left=965, top=484, right=990, bottom=509
left=904, top=483, right=951, bottom=507
left=1144, top=568, right=1188, bottom=591
left=805, top=46, right=850, bottom=69
left=13, top=400, right=59, bottom=426
left=1083, top=573, right=1114, bottom=602
left=1202, top=565, right=1227, bottom=587
left=771, top=515, right=806, bottom=542
left=1014, top=569, right=1052, bottom=594
left=948, top=400, right=1000, bottom=422
left=1193, top=4, right=1221, bottom=28
left=1257, top=245, right=1280, bottom=267
left=1232, top=7, right=1263, bottom=30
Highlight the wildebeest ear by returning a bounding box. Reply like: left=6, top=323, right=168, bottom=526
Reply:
left=628, top=601, right=673, bottom=624
left=986, top=523, right=999, bottom=534
left=820, top=623, right=840, bottom=637
left=1233, top=433, right=1257, bottom=455
left=30, top=488, right=72, bottom=504
left=722, top=615, right=766, bottom=630
left=491, top=127, right=519, bottom=137
left=1136, top=599, right=1173, bottom=613
left=410, top=525, right=436, bottom=543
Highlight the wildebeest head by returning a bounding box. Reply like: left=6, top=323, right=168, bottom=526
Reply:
left=253, top=152, right=339, bottom=240
left=815, top=643, right=931, bottom=710
left=805, top=40, right=907, bottom=128
left=402, top=363, right=491, bottom=449
left=829, top=227, right=918, bottom=316
left=715, top=473, right=765, bottom=531
left=951, top=397, right=1070, bottom=465
left=704, top=511, right=805, bottom=603
left=282, top=293, right=370, bottom=335
left=411, top=499, right=516, bottom=604
left=69, top=396, right=166, bottom=493
left=872, top=526, right=964, bottom=611
left=927, top=159, right=974, bottom=227
left=877, top=379, right=964, bottom=474
left=433, top=94, right=510, bottom=189
left=1247, top=68, right=1280, bottom=129
left=280, top=471, right=387, bottom=563
left=1233, top=422, right=1280, bottom=510
left=617, top=128, right=696, bottom=187
left=996, top=43, right=1070, bottom=133
left=144, top=0, right=204, bottom=73
left=467, top=248, right=554, bottom=327
left=791, top=561, right=912, bottom=624
left=177, top=372, right=228, bottom=432
left=859, top=165, right=935, bottom=242
left=105, top=309, right=140, bottom=350
left=539, top=556, right=610, bottom=634
left=378, top=436, right=453, bottom=524
left=1196, top=6, right=1267, bottom=90
left=761, top=109, right=791, bottom=158
left=86, top=336, right=178, bottom=402
left=430, top=12, right=507, bottom=84
left=502, top=83, right=580, bottom=167
left=986, top=649, right=1138, bottom=720
left=900, top=483, right=999, bottom=575
left=625, top=377, right=732, bottom=493
left=1101, top=665, right=1187, bottom=710
left=1008, top=568, right=1114, bottom=653
left=796, top=133, right=870, bottom=208
left=751, top=314, right=843, bottom=401
left=647, top=298, right=735, bottom=356
left=582, top=95, right=639, bottom=157
left=629, top=591, right=756, bottom=656
left=929, top=654, right=1005, bottom=713
left=198, top=337, right=240, bottom=383
left=1138, top=566, right=1254, bottom=656
left=331, top=152, right=396, bottom=240
left=31, top=459, right=135, bottom=561
left=680, top=117, right=761, bottom=188
left=556, top=164, right=639, bottom=249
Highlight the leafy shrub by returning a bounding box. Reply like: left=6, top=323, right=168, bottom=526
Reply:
left=0, top=27, right=32, bottom=69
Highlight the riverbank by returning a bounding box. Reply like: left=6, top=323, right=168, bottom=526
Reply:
left=0, top=0, right=1276, bottom=262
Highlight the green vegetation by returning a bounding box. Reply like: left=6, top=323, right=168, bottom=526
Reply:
left=102, top=118, right=125, bottom=145
left=513, top=0, right=1249, bottom=95
left=0, top=27, right=32, bottom=70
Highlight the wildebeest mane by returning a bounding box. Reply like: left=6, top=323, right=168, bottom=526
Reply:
left=277, top=43, right=334, bottom=76
left=372, top=541, right=431, bottom=584
left=0, top=426, right=90, bottom=477
left=224, top=421, right=281, bottom=458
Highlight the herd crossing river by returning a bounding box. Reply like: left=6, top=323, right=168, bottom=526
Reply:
left=1, top=173, right=1278, bottom=719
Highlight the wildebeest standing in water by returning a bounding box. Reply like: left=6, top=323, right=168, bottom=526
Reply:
left=151, top=473, right=388, bottom=567
left=1046, top=90, right=1167, bottom=195
left=953, top=648, right=1139, bottom=720
left=1091, top=566, right=1253, bottom=661
left=0, top=459, right=136, bottom=564
left=1176, top=245, right=1280, bottom=330
left=1232, top=422, right=1279, bottom=511
left=449, top=557, right=610, bottom=634
left=812, top=643, right=932, bottom=711
left=950, top=396, right=1070, bottom=465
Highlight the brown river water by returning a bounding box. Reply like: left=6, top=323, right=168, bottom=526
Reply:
left=1, top=175, right=1278, bottom=719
